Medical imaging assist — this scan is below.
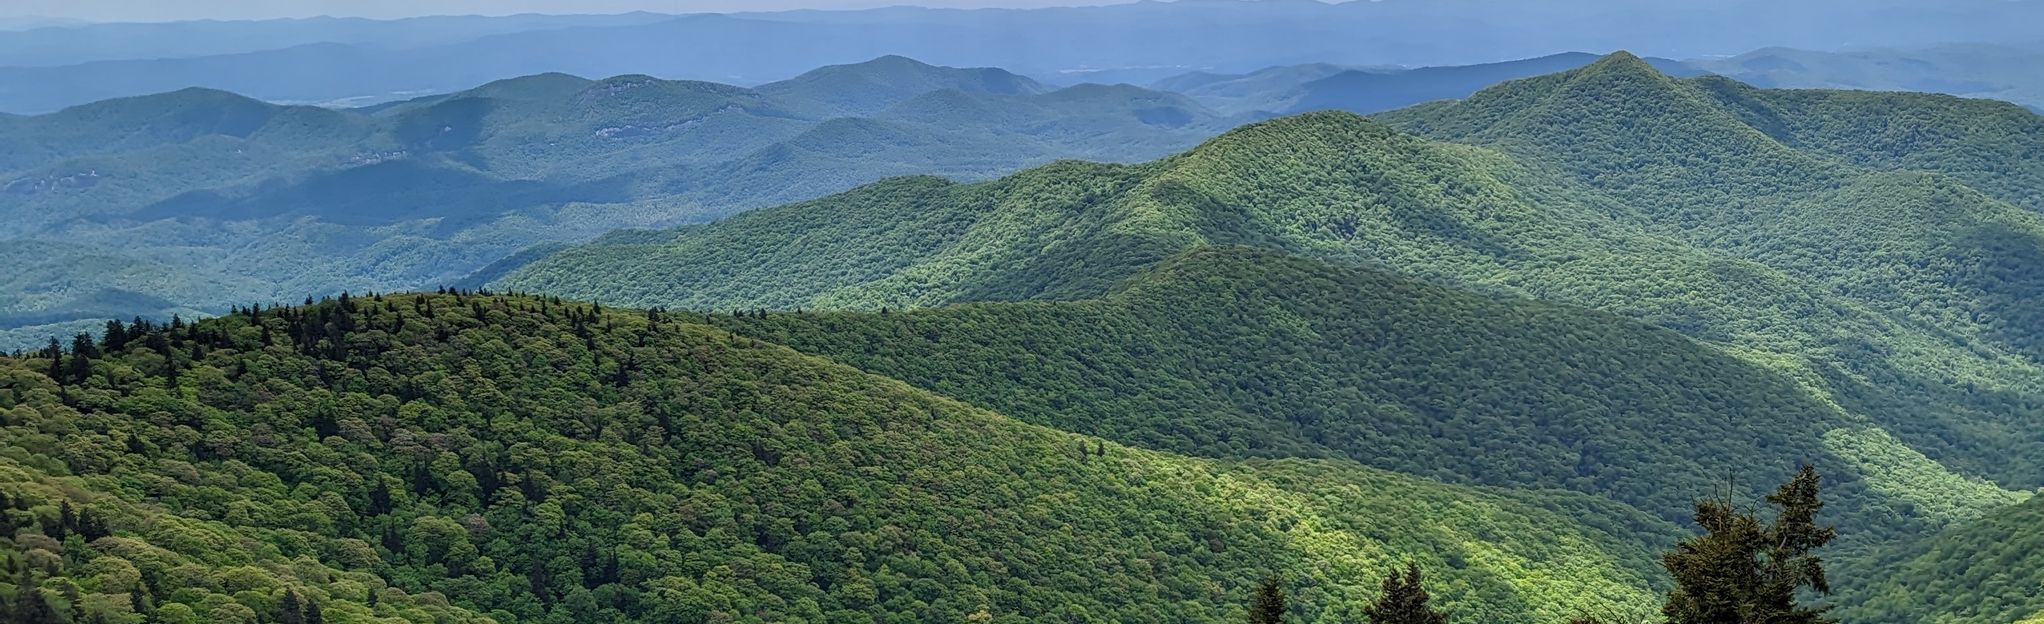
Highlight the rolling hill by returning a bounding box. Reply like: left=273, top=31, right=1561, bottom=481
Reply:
left=3, top=41, right=2038, bottom=624
left=1832, top=494, right=2044, bottom=623
left=0, top=290, right=1684, bottom=623
left=0, top=56, right=1236, bottom=351
left=1370, top=57, right=2044, bottom=486
left=698, top=247, right=1894, bottom=527
left=500, top=53, right=2044, bottom=560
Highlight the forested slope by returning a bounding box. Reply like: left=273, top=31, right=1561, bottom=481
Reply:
left=503, top=90, right=2043, bottom=526
left=498, top=61, right=2044, bottom=623
left=1832, top=494, right=2044, bottom=623
left=0, top=292, right=1679, bottom=624
left=705, top=247, right=1878, bottom=528
left=1377, top=52, right=2044, bottom=365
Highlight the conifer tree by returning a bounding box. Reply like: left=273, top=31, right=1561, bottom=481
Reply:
left=43, top=337, right=63, bottom=383
left=103, top=319, right=129, bottom=352
left=75, top=506, right=111, bottom=541
left=66, top=333, right=95, bottom=384
left=1248, top=576, right=1285, bottom=624
left=53, top=500, right=75, bottom=540
left=1662, top=466, right=1836, bottom=624
left=1366, top=562, right=1448, bottom=624
left=13, top=588, right=60, bottom=624
left=280, top=589, right=305, bottom=624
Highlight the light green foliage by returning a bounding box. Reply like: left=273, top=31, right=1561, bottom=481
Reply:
left=1831, top=495, right=2044, bottom=623
left=9, top=52, right=2042, bottom=624
left=1821, top=427, right=2033, bottom=527
left=1376, top=54, right=2044, bottom=490
left=503, top=56, right=2044, bottom=622
left=0, top=292, right=1675, bottom=623
left=707, top=247, right=1877, bottom=532
left=509, top=62, right=2043, bottom=530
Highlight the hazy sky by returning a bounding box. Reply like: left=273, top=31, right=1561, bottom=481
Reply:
left=4, top=0, right=1139, bottom=22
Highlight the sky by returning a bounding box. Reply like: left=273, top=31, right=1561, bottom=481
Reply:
left=2, top=0, right=1139, bottom=22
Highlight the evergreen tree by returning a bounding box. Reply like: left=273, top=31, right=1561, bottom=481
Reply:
left=13, top=588, right=61, bottom=624
left=75, top=506, right=111, bottom=541
left=66, top=333, right=94, bottom=384
left=53, top=500, right=76, bottom=540
left=102, top=319, right=129, bottom=352
left=280, top=589, right=305, bottom=624
left=43, top=337, right=63, bottom=383
left=1662, top=466, right=1836, bottom=624
left=1366, top=562, right=1448, bottom=624
left=304, top=599, right=324, bottom=624
left=1248, top=576, right=1285, bottom=624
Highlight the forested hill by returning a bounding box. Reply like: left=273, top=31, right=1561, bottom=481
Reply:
left=1833, top=494, right=2044, bottom=623
left=0, top=290, right=1684, bottom=623
left=499, top=64, right=2044, bottom=503
left=8, top=49, right=2042, bottom=624
left=701, top=246, right=1881, bottom=531
left=494, top=54, right=2044, bottom=622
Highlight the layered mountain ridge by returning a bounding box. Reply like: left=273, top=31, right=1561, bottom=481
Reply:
left=498, top=56, right=2044, bottom=622
left=3, top=49, right=2042, bottom=624
left=0, top=55, right=1237, bottom=351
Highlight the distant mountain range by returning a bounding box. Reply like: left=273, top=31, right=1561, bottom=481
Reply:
left=1694, top=43, right=2044, bottom=111
left=13, top=43, right=2044, bottom=352
left=3, top=0, right=2044, bottom=113
left=0, top=16, right=89, bottom=31
left=0, top=48, right=1758, bottom=351
left=0, top=55, right=1250, bottom=349
left=1155, top=52, right=1703, bottom=116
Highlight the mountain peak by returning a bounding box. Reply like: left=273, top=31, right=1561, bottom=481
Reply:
left=458, top=72, right=597, bottom=101
left=759, top=55, right=1047, bottom=116
left=1580, top=50, right=1665, bottom=78
left=52, top=86, right=275, bottom=121
left=859, top=54, right=938, bottom=69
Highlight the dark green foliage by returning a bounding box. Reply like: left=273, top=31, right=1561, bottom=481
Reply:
left=1376, top=54, right=2044, bottom=491
left=1661, top=467, right=1835, bottom=624
left=501, top=56, right=2044, bottom=623
left=6, top=49, right=2039, bottom=624
left=1365, top=563, right=1449, bottom=624
left=280, top=589, right=306, bottom=624
left=706, top=248, right=1878, bottom=533
left=0, top=292, right=1677, bottom=623
left=13, top=588, right=62, bottom=624
left=1249, top=576, right=1286, bottom=624
left=517, top=65, right=2044, bottom=515
left=1829, top=494, right=2044, bottom=623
